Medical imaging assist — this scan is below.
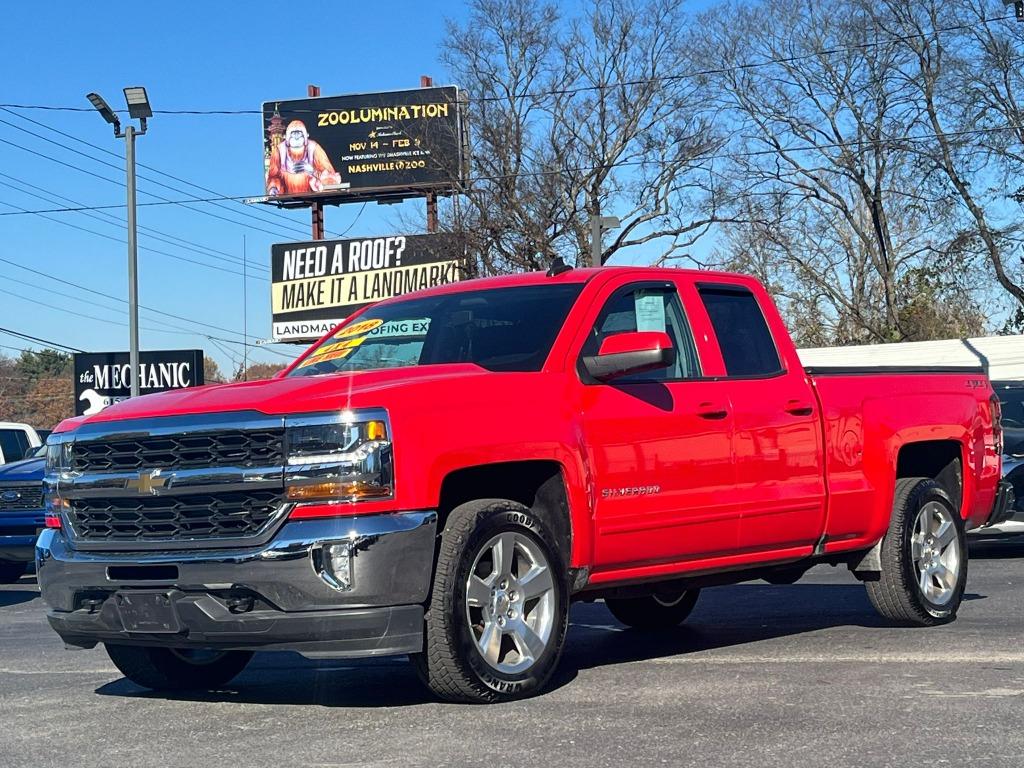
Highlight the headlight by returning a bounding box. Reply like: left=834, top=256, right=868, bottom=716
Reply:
left=45, top=438, right=72, bottom=475
left=284, top=410, right=393, bottom=502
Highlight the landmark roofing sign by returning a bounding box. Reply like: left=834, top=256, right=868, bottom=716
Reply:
left=270, top=233, right=461, bottom=343
left=261, top=86, right=466, bottom=205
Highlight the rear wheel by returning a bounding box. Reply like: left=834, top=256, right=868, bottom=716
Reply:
left=412, top=498, right=569, bottom=703
left=866, top=478, right=967, bottom=625
left=105, top=644, right=253, bottom=691
left=605, top=588, right=701, bottom=629
left=0, top=562, right=26, bottom=584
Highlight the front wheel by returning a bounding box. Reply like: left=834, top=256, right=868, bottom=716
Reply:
left=412, top=499, right=569, bottom=703
left=866, top=478, right=967, bottom=625
left=105, top=644, right=253, bottom=691
left=606, top=588, right=701, bottom=629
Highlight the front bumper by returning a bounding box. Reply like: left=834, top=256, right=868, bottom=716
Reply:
left=36, top=510, right=436, bottom=659
left=0, top=510, right=45, bottom=562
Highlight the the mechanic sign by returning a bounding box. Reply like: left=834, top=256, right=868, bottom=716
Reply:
left=72, top=350, right=205, bottom=416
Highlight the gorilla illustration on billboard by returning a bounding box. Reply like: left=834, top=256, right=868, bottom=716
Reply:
left=265, top=119, right=342, bottom=196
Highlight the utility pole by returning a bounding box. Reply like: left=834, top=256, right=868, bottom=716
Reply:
left=589, top=192, right=620, bottom=267
left=87, top=87, right=152, bottom=398
left=242, top=234, right=248, bottom=381
left=125, top=123, right=140, bottom=397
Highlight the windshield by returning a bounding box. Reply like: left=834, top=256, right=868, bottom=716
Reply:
left=289, top=283, right=584, bottom=377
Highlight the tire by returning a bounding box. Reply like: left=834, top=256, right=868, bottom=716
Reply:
left=412, top=498, right=569, bottom=703
left=866, top=477, right=968, bottom=626
left=0, top=561, right=26, bottom=584
left=105, top=644, right=253, bottom=691
left=605, top=588, right=700, bottom=629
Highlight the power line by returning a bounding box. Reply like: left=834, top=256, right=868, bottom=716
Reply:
left=0, top=15, right=1010, bottom=116
left=0, top=107, right=336, bottom=237
left=0, top=196, right=266, bottom=280
left=0, top=277, right=295, bottom=363
left=0, top=171, right=269, bottom=275
left=0, top=113, right=307, bottom=241
left=0, top=122, right=303, bottom=243
left=0, top=255, right=295, bottom=359
left=0, top=269, right=220, bottom=339
left=0, top=326, right=83, bottom=353
left=0, top=123, right=1020, bottom=220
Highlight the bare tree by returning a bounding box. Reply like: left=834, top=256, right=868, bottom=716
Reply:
left=439, top=0, right=724, bottom=273
left=700, top=0, right=985, bottom=343
left=879, top=0, right=1024, bottom=313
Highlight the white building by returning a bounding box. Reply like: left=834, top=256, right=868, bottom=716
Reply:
left=798, top=334, right=1024, bottom=381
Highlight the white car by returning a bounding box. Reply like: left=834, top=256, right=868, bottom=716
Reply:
left=0, top=422, right=43, bottom=465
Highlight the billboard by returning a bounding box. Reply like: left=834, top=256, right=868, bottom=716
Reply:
left=271, top=234, right=461, bottom=342
left=73, top=350, right=204, bottom=416
left=262, top=86, right=465, bottom=204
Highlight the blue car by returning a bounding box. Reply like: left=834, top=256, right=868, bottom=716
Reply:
left=0, top=445, right=46, bottom=583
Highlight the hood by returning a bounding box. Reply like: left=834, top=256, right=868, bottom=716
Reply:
left=69, top=364, right=495, bottom=425
left=0, top=456, right=45, bottom=482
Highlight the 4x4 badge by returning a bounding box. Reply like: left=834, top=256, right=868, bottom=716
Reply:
left=125, top=469, right=167, bottom=495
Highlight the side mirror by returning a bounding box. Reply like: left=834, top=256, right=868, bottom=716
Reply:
left=582, top=331, right=677, bottom=382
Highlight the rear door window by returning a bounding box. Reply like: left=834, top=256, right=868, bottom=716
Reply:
left=698, top=285, right=783, bottom=377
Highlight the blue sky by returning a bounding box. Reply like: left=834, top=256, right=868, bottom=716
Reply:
left=0, top=1, right=473, bottom=373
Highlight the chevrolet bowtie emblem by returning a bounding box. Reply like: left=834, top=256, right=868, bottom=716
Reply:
left=126, top=469, right=168, bottom=495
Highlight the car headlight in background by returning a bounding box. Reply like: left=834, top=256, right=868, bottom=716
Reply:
left=45, top=438, right=72, bottom=474
left=44, top=435, right=73, bottom=529
left=284, top=410, right=393, bottom=502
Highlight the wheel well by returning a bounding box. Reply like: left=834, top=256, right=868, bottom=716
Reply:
left=437, top=461, right=572, bottom=557
left=896, top=440, right=963, bottom=512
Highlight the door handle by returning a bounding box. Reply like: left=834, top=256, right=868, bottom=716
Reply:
left=784, top=399, right=814, bottom=416
left=696, top=401, right=729, bottom=420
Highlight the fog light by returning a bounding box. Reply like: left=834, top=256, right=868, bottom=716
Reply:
left=313, top=541, right=353, bottom=591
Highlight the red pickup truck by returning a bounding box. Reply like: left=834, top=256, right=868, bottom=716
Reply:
left=37, top=266, right=1010, bottom=703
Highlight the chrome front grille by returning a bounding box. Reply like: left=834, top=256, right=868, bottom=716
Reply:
left=70, top=428, right=284, bottom=473
left=0, top=484, right=44, bottom=511
left=67, top=490, right=284, bottom=543
left=54, top=413, right=290, bottom=550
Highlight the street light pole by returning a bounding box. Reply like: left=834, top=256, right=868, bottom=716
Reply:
left=87, top=87, right=151, bottom=398
left=124, top=124, right=140, bottom=397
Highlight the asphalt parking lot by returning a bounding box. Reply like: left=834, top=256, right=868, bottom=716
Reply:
left=2, top=535, right=1023, bottom=768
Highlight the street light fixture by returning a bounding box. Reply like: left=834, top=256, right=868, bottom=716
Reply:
left=86, top=87, right=151, bottom=397
left=86, top=93, right=120, bottom=131
left=122, top=86, right=152, bottom=120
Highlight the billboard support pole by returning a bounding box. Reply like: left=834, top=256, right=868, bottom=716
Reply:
left=308, top=84, right=325, bottom=240
left=420, top=75, right=438, bottom=234
left=312, top=203, right=324, bottom=240
left=426, top=193, right=438, bottom=233
left=125, top=124, right=141, bottom=398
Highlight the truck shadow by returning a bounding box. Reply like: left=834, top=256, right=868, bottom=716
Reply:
left=555, top=582, right=889, bottom=681
left=968, top=534, right=1024, bottom=559
left=94, top=581, right=919, bottom=708
left=0, top=589, right=38, bottom=608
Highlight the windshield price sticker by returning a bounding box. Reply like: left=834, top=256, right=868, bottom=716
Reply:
left=298, top=347, right=355, bottom=368
left=336, top=318, right=384, bottom=338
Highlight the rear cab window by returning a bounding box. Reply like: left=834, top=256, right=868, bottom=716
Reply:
left=0, top=429, right=29, bottom=463
left=696, top=284, right=783, bottom=377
